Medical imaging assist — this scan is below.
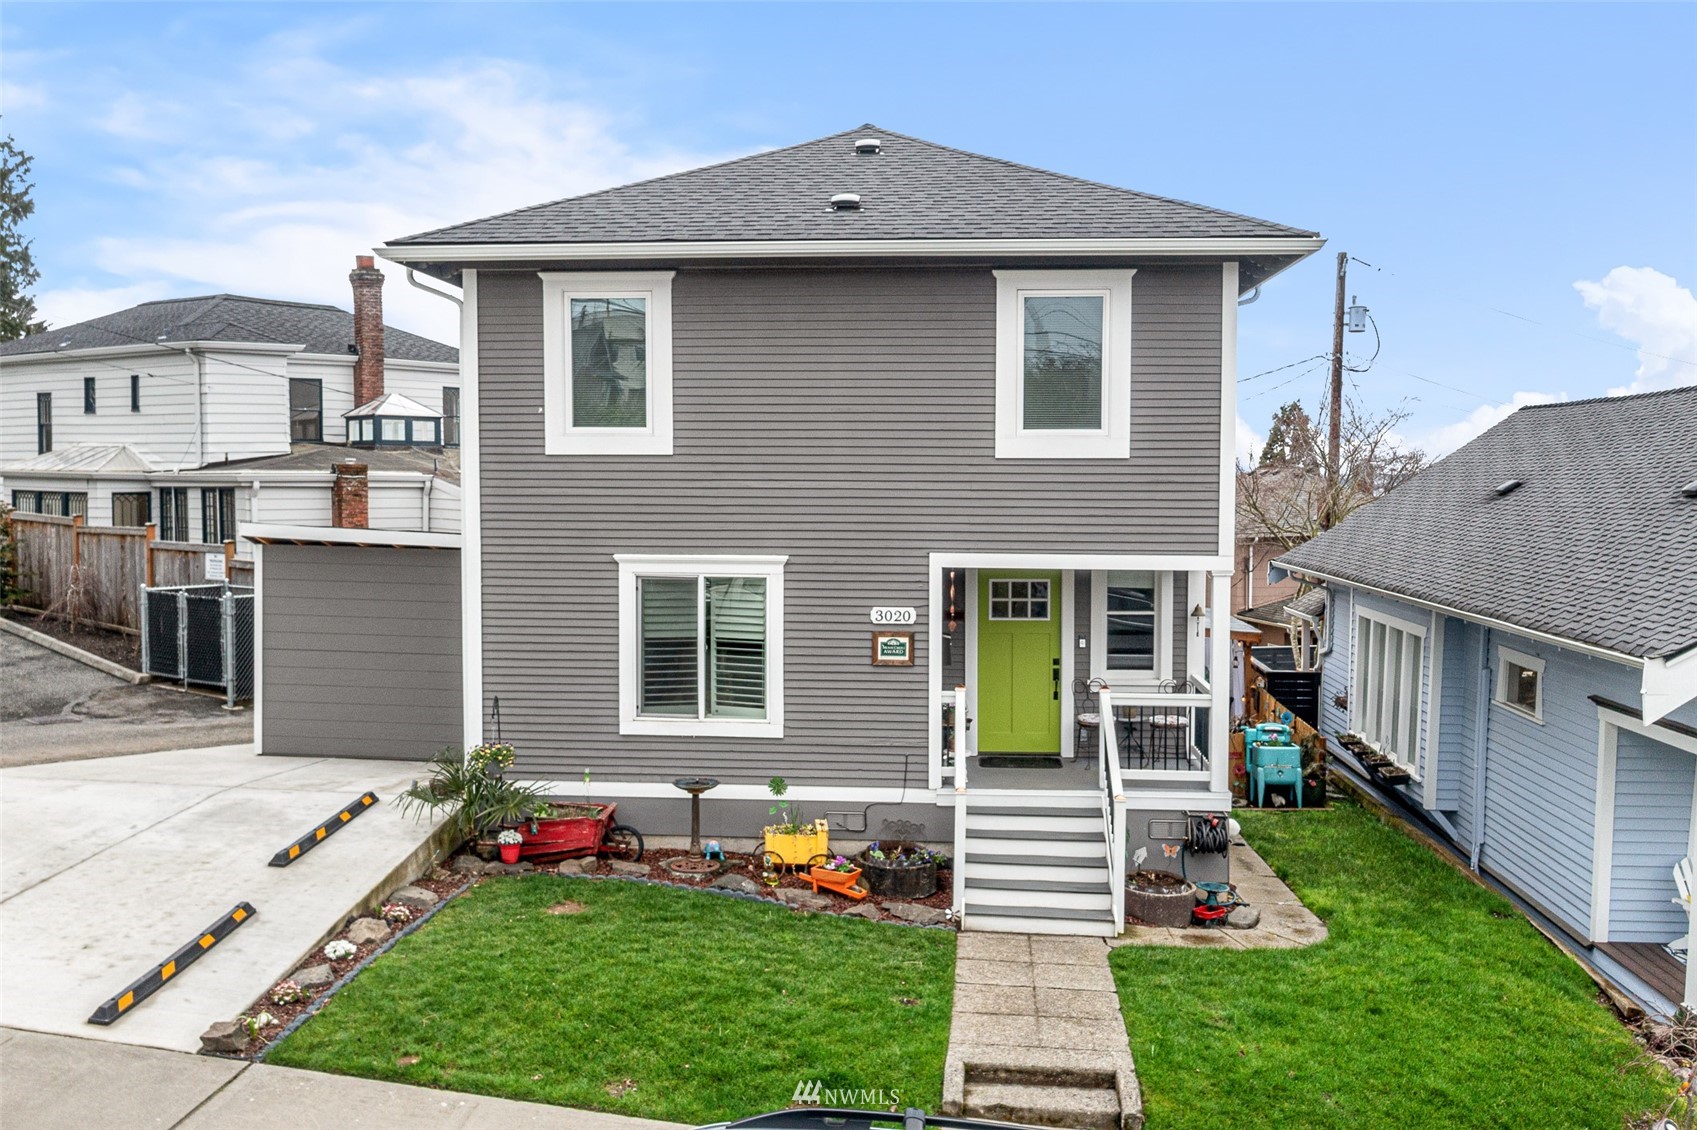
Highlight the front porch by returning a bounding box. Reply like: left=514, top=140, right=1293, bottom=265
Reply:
left=924, top=554, right=1235, bottom=936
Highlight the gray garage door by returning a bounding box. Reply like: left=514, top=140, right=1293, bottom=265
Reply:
left=260, top=543, right=461, bottom=760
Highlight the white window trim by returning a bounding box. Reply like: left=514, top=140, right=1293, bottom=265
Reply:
left=993, top=269, right=1134, bottom=459
left=1350, top=607, right=1426, bottom=774
left=615, top=553, right=786, bottom=738
left=1090, top=569, right=1173, bottom=684
left=1493, top=645, right=1546, bottom=724
left=540, top=271, right=675, bottom=456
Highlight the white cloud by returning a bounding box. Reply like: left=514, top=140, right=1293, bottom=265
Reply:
left=1415, top=390, right=1565, bottom=457
left=1573, top=266, right=1697, bottom=396
left=32, top=44, right=739, bottom=346
left=1234, top=414, right=1264, bottom=469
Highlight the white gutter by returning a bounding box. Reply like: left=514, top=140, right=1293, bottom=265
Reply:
left=240, top=523, right=460, bottom=550
left=378, top=235, right=1326, bottom=266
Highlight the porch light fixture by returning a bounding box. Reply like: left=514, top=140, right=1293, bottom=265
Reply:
left=1191, top=603, right=1206, bottom=638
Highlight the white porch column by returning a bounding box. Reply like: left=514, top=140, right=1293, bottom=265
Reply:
left=1186, top=570, right=1207, bottom=687
left=1210, top=570, right=1231, bottom=796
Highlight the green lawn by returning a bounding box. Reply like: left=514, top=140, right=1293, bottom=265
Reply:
left=267, top=877, right=955, bottom=1124
left=1111, top=799, right=1669, bottom=1130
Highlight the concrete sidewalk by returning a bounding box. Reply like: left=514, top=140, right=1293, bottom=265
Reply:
left=0, top=1027, right=688, bottom=1129
left=0, top=745, right=441, bottom=1052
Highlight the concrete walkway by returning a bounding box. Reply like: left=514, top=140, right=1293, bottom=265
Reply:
left=942, top=934, right=1141, bottom=1130
left=0, top=1027, right=686, bottom=1129
left=1113, top=841, right=1329, bottom=950
left=0, top=745, right=440, bottom=1052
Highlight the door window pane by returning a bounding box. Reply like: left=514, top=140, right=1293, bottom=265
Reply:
left=989, top=578, right=1051, bottom=620
left=639, top=577, right=698, bottom=715
left=571, top=297, right=648, bottom=428
left=1022, top=295, right=1103, bottom=430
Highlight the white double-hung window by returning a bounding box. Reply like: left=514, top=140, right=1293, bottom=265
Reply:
left=1090, top=570, right=1172, bottom=681
left=541, top=271, right=674, bottom=455
left=993, top=269, right=1134, bottom=459
left=616, top=555, right=785, bottom=738
left=1352, top=610, right=1426, bottom=772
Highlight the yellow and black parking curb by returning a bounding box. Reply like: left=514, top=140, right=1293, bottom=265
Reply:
left=269, top=792, right=379, bottom=867
left=88, top=903, right=257, bottom=1025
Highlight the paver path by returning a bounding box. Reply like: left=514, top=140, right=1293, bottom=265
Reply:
left=943, top=933, right=1142, bottom=1130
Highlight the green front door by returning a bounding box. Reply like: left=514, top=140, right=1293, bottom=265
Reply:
left=976, top=571, right=1063, bottom=754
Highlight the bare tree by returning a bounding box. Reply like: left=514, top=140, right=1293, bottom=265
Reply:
left=1239, top=395, right=1426, bottom=549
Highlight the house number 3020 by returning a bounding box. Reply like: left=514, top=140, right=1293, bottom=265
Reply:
left=869, top=607, right=917, bottom=625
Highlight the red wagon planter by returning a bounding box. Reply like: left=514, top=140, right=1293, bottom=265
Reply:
left=476, top=802, right=644, bottom=864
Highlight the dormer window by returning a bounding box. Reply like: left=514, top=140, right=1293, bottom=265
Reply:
left=345, top=392, right=442, bottom=447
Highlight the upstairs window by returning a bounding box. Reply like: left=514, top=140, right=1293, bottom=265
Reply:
left=442, top=387, right=461, bottom=446
left=617, top=554, right=785, bottom=738
left=541, top=271, right=674, bottom=456
left=1495, top=646, right=1544, bottom=722
left=84, top=377, right=96, bottom=414
left=131, top=374, right=141, bottom=412
left=37, top=392, right=52, bottom=453
left=289, top=378, right=323, bottom=442
left=994, top=270, right=1133, bottom=459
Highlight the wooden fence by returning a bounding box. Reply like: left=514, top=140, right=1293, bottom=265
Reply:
left=6, top=513, right=250, bottom=633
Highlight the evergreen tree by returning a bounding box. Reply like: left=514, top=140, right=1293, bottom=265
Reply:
left=1258, top=400, right=1319, bottom=469
left=1, top=133, right=46, bottom=342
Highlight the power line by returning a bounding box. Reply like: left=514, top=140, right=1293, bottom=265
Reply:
left=1238, top=353, right=1330, bottom=384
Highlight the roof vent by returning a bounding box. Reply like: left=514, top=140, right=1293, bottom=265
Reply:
left=1493, top=479, right=1523, bottom=497
left=1682, top=478, right=1697, bottom=498
left=854, top=137, right=882, bottom=155
left=829, top=193, right=862, bottom=212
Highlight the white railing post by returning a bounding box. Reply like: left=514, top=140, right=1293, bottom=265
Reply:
left=1210, top=572, right=1233, bottom=796
left=1098, top=685, right=1128, bottom=930
left=952, top=685, right=969, bottom=922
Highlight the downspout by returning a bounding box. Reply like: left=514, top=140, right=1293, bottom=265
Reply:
left=420, top=475, right=433, bottom=533
left=1470, top=627, right=1492, bottom=871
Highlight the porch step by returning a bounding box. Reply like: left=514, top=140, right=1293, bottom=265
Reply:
left=965, top=828, right=1102, bottom=842
left=962, top=912, right=1118, bottom=937
left=962, top=1080, right=1121, bottom=1130
left=969, top=805, right=1101, bottom=818
left=966, top=902, right=1117, bottom=923
left=967, top=876, right=1112, bottom=895
left=964, top=837, right=1102, bottom=860
left=965, top=857, right=1112, bottom=887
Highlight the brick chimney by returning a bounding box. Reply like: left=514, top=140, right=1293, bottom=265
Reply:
left=331, top=461, right=369, bottom=529
left=349, top=254, right=385, bottom=408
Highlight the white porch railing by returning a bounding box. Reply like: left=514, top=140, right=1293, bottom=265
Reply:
left=951, top=685, right=968, bottom=919
left=1098, top=686, right=1128, bottom=927
left=1110, top=684, right=1213, bottom=783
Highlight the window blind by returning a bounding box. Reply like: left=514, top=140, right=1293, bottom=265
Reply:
left=639, top=577, right=698, bottom=715
left=707, top=577, right=766, bottom=718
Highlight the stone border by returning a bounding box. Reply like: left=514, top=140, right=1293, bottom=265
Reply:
left=1, top=615, right=148, bottom=684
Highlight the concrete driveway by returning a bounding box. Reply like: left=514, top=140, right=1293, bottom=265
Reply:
left=0, top=744, right=441, bottom=1052
left=1, top=631, right=253, bottom=766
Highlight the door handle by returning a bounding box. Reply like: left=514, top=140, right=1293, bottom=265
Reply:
left=1052, top=658, right=1061, bottom=701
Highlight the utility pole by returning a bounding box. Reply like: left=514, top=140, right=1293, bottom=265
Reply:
left=1323, top=250, right=1348, bottom=529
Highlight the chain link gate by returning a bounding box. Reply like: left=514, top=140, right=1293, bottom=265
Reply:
left=140, top=583, right=256, bottom=707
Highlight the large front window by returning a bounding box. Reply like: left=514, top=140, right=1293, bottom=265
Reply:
left=1353, top=611, right=1425, bottom=772
left=994, top=270, right=1133, bottom=459
left=542, top=272, right=674, bottom=456
left=617, top=555, right=784, bottom=737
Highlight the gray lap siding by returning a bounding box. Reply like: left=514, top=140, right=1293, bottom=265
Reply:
left=476, top=264, right=1225, bottom=785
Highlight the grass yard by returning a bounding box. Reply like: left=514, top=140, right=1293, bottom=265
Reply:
left=1111, top=799, right=1670, bottom=1129
left=267, top=876, right=956, bottom=1124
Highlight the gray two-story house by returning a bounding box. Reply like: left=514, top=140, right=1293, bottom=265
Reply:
left=379, top=125, right=1323, bottom=935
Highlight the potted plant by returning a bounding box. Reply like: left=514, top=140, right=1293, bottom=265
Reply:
left=857, top=841, right=941, bottom=899
left=807, top=854, right=868, bottom=899
left=1299, top=736, right=1328, bottom=808
left=762, top=777, right=828, bottom=867
left=497, top=828, right=523, bottom=864
left=396, top=746, right=556, bottom=857
left=1124, top=868, right=1196, bottom=928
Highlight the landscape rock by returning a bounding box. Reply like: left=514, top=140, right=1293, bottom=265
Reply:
left=450, top=855, right=486, bottom=874
left=293, top=963, right=334, bottom=988
left=839, top=903, right=883, bottom=920
left=887, top=902, right=949, bottom=926
left=345, top=918, right=390, bottom=946
left=488, top=861, right=533, bottom=875
left=1227, top=905, right=1262, bottom=930
left=557, top=857, right=598, bottom=875
left=605, top=860, right=648, bottom=876
left=199, top=1020, right=248, bottom=1055
left=775, top=888, right=832, bottom=911
left=709, top=873, right=760, bottom=894
left=388, top=885, right=439, bottom=910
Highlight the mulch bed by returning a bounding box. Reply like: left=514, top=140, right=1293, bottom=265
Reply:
left=4, top=609, right=141, bottom=670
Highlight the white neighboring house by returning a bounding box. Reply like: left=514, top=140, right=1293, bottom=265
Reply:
left=0, top=257, right=461, bottom=544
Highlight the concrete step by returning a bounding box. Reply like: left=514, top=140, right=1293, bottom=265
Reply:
left=963, top=1080, right=1121, bottom=1130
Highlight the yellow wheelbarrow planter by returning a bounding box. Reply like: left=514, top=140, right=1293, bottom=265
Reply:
left=762, top=819, right=829, bottom=868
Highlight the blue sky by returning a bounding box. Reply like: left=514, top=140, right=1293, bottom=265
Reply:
left=4, top=2, right=1694, bottom=458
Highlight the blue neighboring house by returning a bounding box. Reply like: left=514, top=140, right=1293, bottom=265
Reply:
left=1273, top=385, right=1697, bottom=1018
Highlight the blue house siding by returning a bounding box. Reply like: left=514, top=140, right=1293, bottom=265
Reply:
left=1317, top=586, right=1352, bottom=739
left=1608, top=729, right=1693, bottom=943
left=1441, top=617, right=1484, bottom=845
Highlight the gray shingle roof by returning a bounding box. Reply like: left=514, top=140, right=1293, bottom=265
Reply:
left=1276, top=386, right=1697, bottom=659
left=0, top=294, right=457, bottom=363
left=391, top=125, right=1317, bottom=246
